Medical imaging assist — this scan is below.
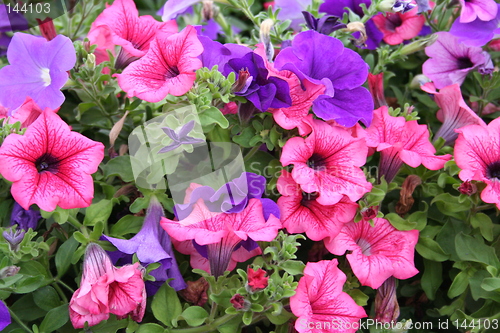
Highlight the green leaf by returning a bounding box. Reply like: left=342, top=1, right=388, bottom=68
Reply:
left=152, top=282, right=183, bottom=327
left=481, top=277, right=500, bottom=292
left=104, top=156, right=135, bottom=182
left=199, top=107, right=229, bottom=129
left=55, top=235, right=79, bottom=278
left=455, top=233, right=500, bottom=267
left=448, top=271, right=470, bottom=298
left=84, top=199, right=113, bottom=226
left=280, top=260, right=305, bottom=275
left=15, top=275, right=45, bottom=294
left=33, top=286, right=60, bottom=311
left=431, top=193, right=471, bottom=217
left=242, top=311, right=253, bottom=326
left=470, top=213, right=494, bottom=242
left=90, top=316, right=129, bottom=333
left=39, top=304, right=69, bottom=333
left=217, top=315, right=242, bottom=333
left=416, top=237, right=450, bottom=262
left=136, top=323, right=166, bottom=333
left=233, top=127, right=256, bottom=148
left=180, top=306, right=209, bottom=327
left=10, top=294, right=46, bottom=321
left=265, top=309, right=293, bottom=325
left=347, top=289, right=369, bottom=306
left=110, top=215, right=144, bottom=236
left=421, top=259, right=442, bottom=301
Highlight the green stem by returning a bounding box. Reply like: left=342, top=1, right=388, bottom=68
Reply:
left=243, top=145, right=260, bottom=162
left=57, top=279, right=76, bottom=294
left=169, top=314, right=237, bottom=333
left=52, top=282, right=69, bottom=304
left=67, top=215, right=84, bottom=230
left=8, top=308, right=34, bottom=333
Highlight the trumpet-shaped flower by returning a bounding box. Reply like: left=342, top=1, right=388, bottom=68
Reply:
left=372, top=7, right=426, bottom=45
left=365, top=106, right=451, bottom=183
left=10, top=202, right=41, bottom=231
left=161, top=198, right=281, bottom=277
left=275, top=30, right=374, bottom=127
left=324, top=218, right=419, bottom=289
left=290, top=260, right=367, bottom=333
left=0, top=300, right=10, bottom=331
left=277, top=170, right=357, bottom=241
left=115, top=26, right=203, bottom=102
left=0, top=110, right=104, bottom=211
left=458, top=0, right=498, bottom=23
left=450, top=3, right=500, bottom=47
left=455, top=118, right=500, bottom=210
left=69, top=243, right=146, bottom=328
left=0, top=33, right=76, bottom=111
left=280, top=117, right=372, bottom=205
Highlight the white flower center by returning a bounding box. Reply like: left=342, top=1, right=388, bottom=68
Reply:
left=40, top=68, right=51, bottom=87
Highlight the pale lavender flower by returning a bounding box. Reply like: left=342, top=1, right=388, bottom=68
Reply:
left=158, top=120, right=205, bottom=153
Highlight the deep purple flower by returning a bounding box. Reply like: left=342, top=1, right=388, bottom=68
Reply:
left=275, top=30, right=373, bottom=127
left=10, top=202, right=41, bottom=231
left=103, top=197, right=186, bottom=293
left=174, top=172, right=280, bottom=221
left=0, top=33, right=9, bottom=56
left=275, top=0, right=312, bottom=31
left=450, top=3, right=500, bottom=47
left=159, top=120, right=205, bottom=153
left=458, top=0, right=498, bottom=23
left=0, top=33, right=76, bottom=111
left=302, top=11, right=347, bottom=35
left=0, top=301, right=10, bottom=331
left=422, top=32, right=488, bottom=89
left=320, top=0, right=384, bottom=49
left=198, top=35, right=251, bottom=70
left=226, top=52, right=292, bottom=112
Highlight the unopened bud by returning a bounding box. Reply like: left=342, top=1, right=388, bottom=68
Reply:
left=0, top=265, right=20, bottom=279
left=344, top=22, right=367, bottom=47
left=86, top=53, right=96, bottom=71
left=375, top=277, right=400, bottom=323
left=458, top=181, right=477, bottom=196
left=260, top=19, right=275, bottom=62
left=410, top=74, right=431, bottom=89
left=202, top=0, right=216, bottom=21
left=400, top=34, right=438, bottom=56
left=377, top=0, right=397, bottom=12
left=361, top=206, right=378, bottom=222
left=3, top=228, right=25, bottom=252
left=36, top=18, right=57, bottom=41
left=392, top=0, right=415, bottom=13
left=230, top=294, right=251, bottom=311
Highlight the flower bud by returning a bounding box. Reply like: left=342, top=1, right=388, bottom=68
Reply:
left=202, top=0, right=216, bottom=21
left=400, top=34, right=438, bottom=56
left=410, top=74, right=431, bottom=89
left=86, top=53, right=96, bottom=71
left=377, top=0, right=397, bottom=12
left=458, top=181, right=477, bottom=196
left=260, top=19, right=274, bottom=62
left=361, top=206, right=378, bottom=222
left=230, top=294, right=251, bottom=310
left=392, top=0, right=416, bottom=13
left=375, top=277, right=400, bottom=323
left=3, top=228, right=25, bottom=252
left=0, top=265, right=20, bottom=279
left=36, top=18, right=57, bottom=41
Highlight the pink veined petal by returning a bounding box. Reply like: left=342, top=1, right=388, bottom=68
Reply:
left=347, top=250, right=395, bottom=289
left=395, top=10, right=425, bottom=40
left=108, top=264, right=145, bottom=317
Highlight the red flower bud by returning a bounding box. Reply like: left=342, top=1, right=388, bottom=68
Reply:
left=36, top=18, right=57, bottom=41
left=247, top=267, right=268, bottom=292
left=458, top=180, right=477, bottom=196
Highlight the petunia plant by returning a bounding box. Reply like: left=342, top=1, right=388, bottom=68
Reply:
left=0, top=0, right=500, bottom=332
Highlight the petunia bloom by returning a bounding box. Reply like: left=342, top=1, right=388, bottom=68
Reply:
left=0, top=110, right=104, bottom=211
left=450, top=3, right=500, bottom=47
left=422, top=32, right=488, bottom=89
left=455, top=118, right=500, bottom=210
left=277, top=169, right=358, bottom=241
left=302, top=11, right=347, bottom=35
left=91, top=0, right=178, bottom=69
left=103, top=196, right=186, bottom=293
left=159, top=120, right=205, bottom=153
left=0, top=33, right=76, bottom=111
left=324, top=218, right=419, bottom=289
left=0, top=97, right=52, bottom=128
left=114, top=26, right=203, bottom=102
left=280, top=117, right=372, bottom=205
left=274, top=0, right=312, bottom=31
left=69, top=243, right=146, bottom=328
left=372, top=7, right=425, bottom=45
left=10, top=202, right=41, bottom=231
left=0, top=300, right=10, bottom=331
left=458, top=0, right=498, bottom=23
left=275, top=30, right=374, bottom=127
left=368, top=72, right=388, bottom=109
left=290, top=260, right=367, bottom=333
left=161, top=198, right=281, bottom=277
left=247, top=267, right=268, bottom=292
left=365, top=106, right=451, bottom=183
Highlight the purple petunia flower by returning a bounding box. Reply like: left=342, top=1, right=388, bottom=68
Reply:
left=225, top=52, right=292, bottom=112
left=0, top=300, right=10, bottom=331
left=415, top=0, right=431, bottom=14
left=0, top=4, right=28, bottom=57
left=0, top=33, right=76, bottom=111
left=198, top=35, right=251, bottom=70
left=275, top=30, right=373, bottom=127
left=160, top=0, right=199, bottom=21
left=302, top=11, right=347, bottom=35
left=103, top=196, right=186, bottom=294
left=422, top=32, right=489, bottom=89
left=10, top=202, right=41, bottom=231
left=159, top=120, right=205, bottom=154
left=458, top=0, right=498, bottom=23
left=275, top=0, right=312, bottom=31
left=320, top=0, right=383, bottom=49
left=450, top=3, right=500, bottom=47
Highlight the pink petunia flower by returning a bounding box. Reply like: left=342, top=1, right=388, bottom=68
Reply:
left=421, top=83, right=486, bottom=146
left=455, top=118, right=500, bottom=209
left=280, top=116, right=372, bottom=206
left=161, top=198, right=281, bottom=277
left=247, top=267, right=269, bottom=292
left=91, top=0, right=178, bottom=68
left=0, top=110, right=104, bottom=211
left=367, top=72, right=387, bottom=109
left=459, top=0, right=498, bottom=23
left=69, top=243, right=146, bottom=328
left=372, top=7, right=425, bottom=45
left=277, top=169, right=357, bottom=241
left=365, top=106, right=451, bottom=183
left=325, top=218, right=419, bottom=289
left=290, top=260, right=367, bottom=333
left=114, top=26, right=203, bottom=102
left=0, top=97, right=57, bottom=129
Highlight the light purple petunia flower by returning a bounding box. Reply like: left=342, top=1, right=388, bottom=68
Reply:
left=422, top=32, right=488, bottom=89
left=415, top=0, right=432, bottom=14
left=161, top=0, right=199, bottom=21
left=103, top=197, right=186, bottom=294
left=0, top=300, right=10, bottom=331
left=10, top=202, right=41, bottom=231
left=274, top=30, right=373, bottom=127
left=458, top=0, right=498, bottom=23
left=159, top=120, right=205, bottom=154
left=450, top=3, right=500, bottom=47
left=0, top=4, right=28, bottom=57
left=274, top=0, right=312, bottom=31
left=0, top=33, right=76, bottom=111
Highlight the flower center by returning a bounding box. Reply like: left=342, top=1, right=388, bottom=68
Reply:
left=385, top=14, right=403, bottom=32
left=35, top=153, right=60, bottom=174
left=307, top=153, right=327, bottom=170
left=301, top=191, right=319, bottom=205
left=487, top=161, right=500, bottom=180
left=164, top=65, right=180, bottom=79
left=357, top=238, right=372, bottom=256
left=40, top=68, right=51, bottom=86
left=457, top=57, right=473, bottom=70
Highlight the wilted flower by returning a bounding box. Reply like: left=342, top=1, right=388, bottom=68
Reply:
left=230, top=294, right=250, bottom=310
left=302, top=11, right=346, bottom=35
left=458, top=180, right=477, bottom=196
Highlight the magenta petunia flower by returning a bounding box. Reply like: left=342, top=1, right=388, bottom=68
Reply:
left=277, top=170, right=358, bottom=241
left=0, top=97, right=50, bottom=128
left=365, top=106, right=452, bottom=183
left=0, top=110, right=104, bottom=211
left=324, top=218, right=419, bottom=289
left=422, top=32, right=488, bottom=89
left=290, top=260, right=367, bottom=333
left=458, top=0, right=498, bottom=23
left=455, top=118, right=500, bottom=210
left=0, top=33, right=76, bottom=111
left=372, top=7, right=426, bottom=45
left=422, top=83, right=486, bottom=146
left=450, top=3, right=500, bottom=47
left=280, top=116, right=372, bottom=206
left=91, top=0, right=178, bottom=68
left=161, top=198, right=281, bottom=277
left=114, top=26, right=203, bottom=102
